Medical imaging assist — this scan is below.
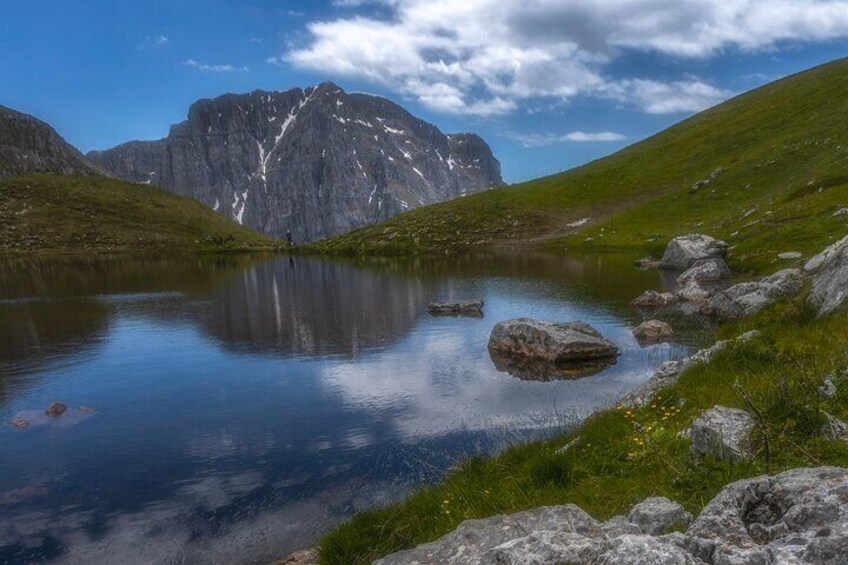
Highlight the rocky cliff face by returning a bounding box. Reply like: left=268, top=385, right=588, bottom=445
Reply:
left=88, top=82, right=503, bottom=242
left=0, top=105, right=103, bottom=180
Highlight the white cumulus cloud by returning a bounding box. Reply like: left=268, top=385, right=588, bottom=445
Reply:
left=278, top=0, right=848, bottom=116
left=513, top=131, right=628, bottom=147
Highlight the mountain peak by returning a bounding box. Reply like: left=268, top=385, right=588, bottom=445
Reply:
left=89, top=84, right=502, bottom=242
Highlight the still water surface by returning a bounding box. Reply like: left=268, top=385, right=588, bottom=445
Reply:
left=0, top=253, right=703, bottom=564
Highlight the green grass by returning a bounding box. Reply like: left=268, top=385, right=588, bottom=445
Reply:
left=319, top=297, right=848, bottom=564
left=0, top=174, right=280, bottom=254
left=310, top=57, right=848, bottom=275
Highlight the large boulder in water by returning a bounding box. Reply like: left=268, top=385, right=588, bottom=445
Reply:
left=661, top=235, right=728, bottom=271
left=805, top=234, right=848, bottom=316
left=488, top=319, right=619, bottom=364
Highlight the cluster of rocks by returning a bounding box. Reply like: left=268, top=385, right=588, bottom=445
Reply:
left=377, top=467, right=848, bottom=565
left=632, top=234, right=810, bottom=322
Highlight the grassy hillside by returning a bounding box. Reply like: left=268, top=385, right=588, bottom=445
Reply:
left=0, top=174, right=279, bottom=253
left=315, top=57, right=848, bottom=565
left=311, top=57, right=848, bottom=275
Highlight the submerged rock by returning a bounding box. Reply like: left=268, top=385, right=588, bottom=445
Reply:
left=689, top=405, right=754, bottom=462
left=633, top=320, right=674, bottom=345
left=660, top=235, right=728, bottom=271
left=635, top=257, right=661, bottom=269
left=805, top=235, right=848, bottom=316
left=632, top=290, right=677, bottom=309
left=488, top=319, right=619, bottom=365
left=45, top=401, right=67, bottom=418
left=428, top=299, right=484, bottom=317
left=703, top=268, right=804, bottom=320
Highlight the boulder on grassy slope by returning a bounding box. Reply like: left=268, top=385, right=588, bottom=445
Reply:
left=661, top=235, right=728, bottom=271
left=805, top=234, right=848, bottom=316
left=703, top=268, right=804, bottom=321
left=689, top=405, right=755, bottom=462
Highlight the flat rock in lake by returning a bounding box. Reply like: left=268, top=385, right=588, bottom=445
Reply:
left=428, top=299, right=484, bottom=317
left=488, top=319, right=619, bottom=365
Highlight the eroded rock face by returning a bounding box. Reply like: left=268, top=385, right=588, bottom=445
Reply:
left=633, top=320, right=674, bottom=345
left=89, top=82, right=502, bottom=242
left=689, top=405, right=755, bottom=462
left=805, top=235, right=848, bottom=316
left=374, top=505, right=602, bottom=565
left=686, top=467, right=848, bottom=565
left=661, top=235, right=728, bottom=271
left=629, top=497, right=694, bottom=535
left=488, top=319, right=619, bottom=364
left=703, top=268, right=804, bottom=321
left=376, top=467, right=848, bottom=565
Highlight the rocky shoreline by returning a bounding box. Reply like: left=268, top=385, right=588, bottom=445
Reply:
left=289, top=233, right=848, bottom=564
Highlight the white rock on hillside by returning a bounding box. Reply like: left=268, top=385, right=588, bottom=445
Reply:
left=628, top=497, right=693, bottom=535
left=660, top=235, right=728, bottom=271
left=689, top=405, right=754, bottom=462
left=805, top=234, right=848, bottom=316
left=703, top=268, right=804, bottom=320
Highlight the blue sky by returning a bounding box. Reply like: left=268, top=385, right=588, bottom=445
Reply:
left=2, top=0, right=848, bottom=183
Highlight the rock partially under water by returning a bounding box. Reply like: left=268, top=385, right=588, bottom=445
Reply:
left=428, top=299, right=485, bottom=317
left=488, top=319, right=619, bottom=365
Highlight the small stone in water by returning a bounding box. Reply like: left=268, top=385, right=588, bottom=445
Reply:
left=10, top=419, right=30, bottom=429
left=45, top=401, right=67, bottom=417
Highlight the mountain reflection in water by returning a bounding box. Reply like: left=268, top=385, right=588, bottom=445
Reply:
left=0, top=252, right=705, bottom=564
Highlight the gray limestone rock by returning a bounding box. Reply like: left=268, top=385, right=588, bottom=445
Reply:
left=488, top=319, right=619, bottom=364
left=805, top=235, right=848, bottom=316
left=676, top=259, right=732, bottom=286
left=89, top=82, right=502, bottom=242
left=689, top=405, right=755, bottom=462
left=703, top=268, right=804, bottom=321
left=629, top=497, right=693, bottom=535
left=686, top=467, right=848, bottom=565
left=373, top=505, right=602, bottom=565
left=661, top=235, right=728, bottom=271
